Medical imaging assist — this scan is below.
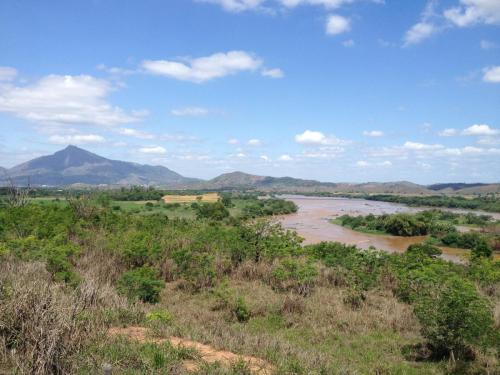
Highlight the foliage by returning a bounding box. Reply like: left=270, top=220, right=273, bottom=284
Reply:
left=117, top=266, right=164, bottom=303
left=365, top=194, right=500, bottom=213
left=192, top=201, right=230, bottom=220
left=413, top=276, right=494, bottom=358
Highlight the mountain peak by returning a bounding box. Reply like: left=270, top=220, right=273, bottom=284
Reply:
left=4, top=146, right=195, bottom=186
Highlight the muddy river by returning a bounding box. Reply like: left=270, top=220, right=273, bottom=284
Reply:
left=278, top=195, right=499, bottom=262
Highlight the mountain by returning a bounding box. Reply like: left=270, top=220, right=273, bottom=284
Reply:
left=188, top=172, right=430, bottom=194
left=428, top=183, right=487, bottom=191
left=2, top=145, right=198, bottom=186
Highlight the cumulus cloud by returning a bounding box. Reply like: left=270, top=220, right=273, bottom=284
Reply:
left=141, top=51, right=264, bottom=83
left=228, top=138, right=239, bottom=145
left=295, top=130, right=348, bottom=145
left=342, top=39, right=355, bottom=47
left=0, top=74, right=142, bottom=127
left=326, top=14, right=351, bottom=35
left=444, top=0, right=500, bottom=27
left=363, top=130, right=384, bottom=137
left=403, top=1, right=440, bottom=46
left=138, top=146, right=166, bottom=154
left=199, top=0, right=380, bottom=12
left=118, top=128, right=154, bottom=139
left=261, top=68, right=284, bottom=78
left=0, top=67, right=17, bottom=81
left=278, top=154, right=293, bottom=161
left=480, top=40, right=497, bottom=50
left=49, top=134, right=105, bottom=145
left=462, top=124, right=499, bottom=136
left=483, top=66, right=500, bottom=83
left=403, top=141, right=443, bottom=150
left=170, top=107, right=211, bottom=116
left=248, top=139, right=262, bottom=146
left=260, top=155, right=271, bottom=161
left=438, top=128, right=459, bottom=136
left=356, top=160, right=392, bottom=167
left=403, top=22, right=437, bottom=46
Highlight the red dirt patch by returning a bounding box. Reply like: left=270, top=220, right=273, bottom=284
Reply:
left=108, top=326, right=273, bottom=374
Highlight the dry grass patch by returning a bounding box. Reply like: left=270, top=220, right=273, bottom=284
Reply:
left=163, top=193, right=219, bottom=204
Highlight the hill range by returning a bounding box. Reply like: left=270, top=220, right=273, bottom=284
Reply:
left=1, top=146, right=499, bottom=195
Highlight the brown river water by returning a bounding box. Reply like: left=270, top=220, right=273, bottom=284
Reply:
left=278, top=195, right=500, bottom=262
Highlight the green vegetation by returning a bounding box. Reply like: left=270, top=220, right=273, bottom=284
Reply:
left=334, top=210, right=499, bottom=257
left=0, top=194, right=498, bottom=374
left=365, top=194, right=500, bottom=213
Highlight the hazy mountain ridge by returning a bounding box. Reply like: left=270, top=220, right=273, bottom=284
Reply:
left=2, top=146, right=199, bottom=186
left=1, top=147, right=498, bottom=194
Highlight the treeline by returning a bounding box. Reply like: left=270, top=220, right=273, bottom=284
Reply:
left=365, top=194, right=500, bottom=213
left=336, top=210, right=498, bottom=256
left=0, top=198, right=498, bottom=373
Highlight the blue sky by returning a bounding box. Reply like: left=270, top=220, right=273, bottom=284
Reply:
left=0, top=0, right=499, bottom=183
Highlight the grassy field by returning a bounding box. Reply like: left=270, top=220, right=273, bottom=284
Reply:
left=162, top=193, right=219, bottom=203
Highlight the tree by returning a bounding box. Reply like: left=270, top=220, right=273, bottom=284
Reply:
left=117, top=266, right=164, bottom=303
left=414, top=276, right=493, bottom=360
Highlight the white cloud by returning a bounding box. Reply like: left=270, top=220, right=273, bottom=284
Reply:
left=138, top=146, right=166, bottom=154
left=141, top=51, right=263, bottom=83
left=198, top=0, right=380, bottom=12
left=118, top=127, right=154, bottom=139
left=356, top=160, right=392, bottom=167
left=326, top=14, right=351, bottom=35
left=197, top=0, right=267, bottom=12
left=483, top=66, right=500, bottom=83
left=342, top=39, right=355, bottom=47
left=462, top=124, right=499, bottom=136
left=438, top=128, right=459, bottom=136
left=248, top=138, right=262, bottom=146
left=0, top=67, right=17, bottom=81
left=261, top=68, right=284, bottom=78
left=260, top=155, right=271, bottom=161
left=228, top=138, right=239, bottom=145
left=444, top=0, right=500, bottom=27
left=170, top=107, right=211, bottom=116
left=96, top=64, right=136, bottom=76
left=403, top=22, right=437, bottom=46
left=278, top=154, right=293, bottom=161
left=49, top=134, right=105, bottom=145
left=0, top=74, right=142, bottom=127
left=363, top=130, right=384, bottom=137
left=480, top=40, right=497, bottom=50
left=295, top=130, right=348, bottom=145
left=403, top=141, right=443, bottom=150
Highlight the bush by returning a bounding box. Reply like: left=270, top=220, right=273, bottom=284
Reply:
left=233, top=297, right=251, bottom=322
left=272, top=257, right=318, bottom=296
left=117, top=266, right=164, bottom=303
left=406, top=243, right=442, bottom=259
left=414, top=276, right=494, bottom=359
left=194, top=202, right=230, bottom=221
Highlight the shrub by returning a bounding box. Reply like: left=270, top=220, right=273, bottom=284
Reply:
left=194, top=202, right=230, bottom=221
left=146, top=309, right=172, bottom=325
left=471, top=241, right=492, bottom=259
left=406, top=243, right=442, bottom=259
left=172, top=248, right=217, bottom=291
left=414, top=276, right=494, bottom=359
left=272, top=257, right=318, bottom=296
left=233, top=297, right=251, bottom=322
left=117, top=266, right=164, bottom=303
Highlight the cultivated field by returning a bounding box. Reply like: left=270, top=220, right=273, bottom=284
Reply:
left=162, top=193, right=219, bottom=203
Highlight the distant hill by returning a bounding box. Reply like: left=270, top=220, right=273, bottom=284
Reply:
left=1, top=147, right=498, bottom=194
left=185, top=172, right=431, bottom=194
left=428, top=183, right=487, bottom=191
left=1, top=145, right=199, bottom=187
